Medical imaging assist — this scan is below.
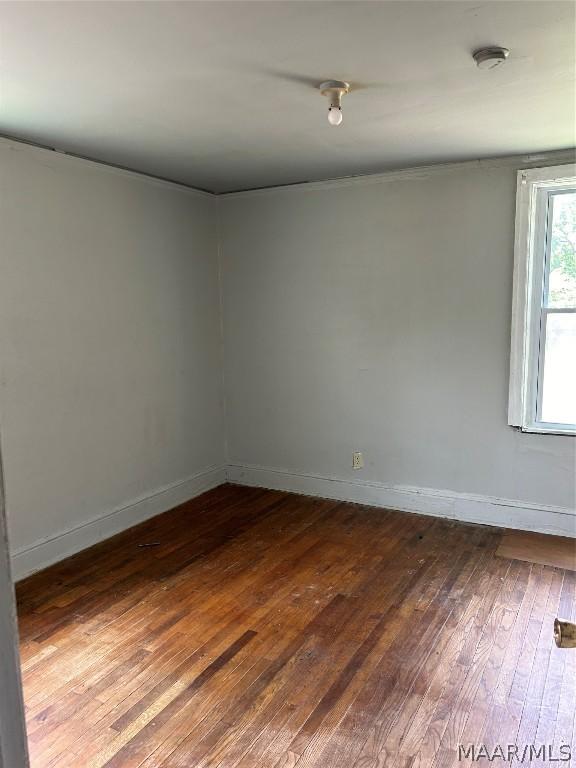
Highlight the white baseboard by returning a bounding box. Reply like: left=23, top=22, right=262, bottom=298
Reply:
left=11, top=465, right=226, bottom=581
left=227, top=464, right=576, bottom=538
left=11, top=461, right=575, bottom=581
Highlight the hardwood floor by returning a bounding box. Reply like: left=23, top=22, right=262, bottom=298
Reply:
left=496, top=531, right=576, bottom=572
left=16, top=485, right=576, bottom=768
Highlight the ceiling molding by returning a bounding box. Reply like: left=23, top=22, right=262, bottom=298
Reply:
left=2, top=134, right=574, bottom=201
left=0, top=135, right=216, bottom=199
left=219, top=148, right=576, bottom=199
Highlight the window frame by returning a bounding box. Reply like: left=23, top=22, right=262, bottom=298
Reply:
left=508, top=163, right=576, bottom=436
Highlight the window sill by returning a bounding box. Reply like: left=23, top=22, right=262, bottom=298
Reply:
left=517, top=424, right=576, bottom=437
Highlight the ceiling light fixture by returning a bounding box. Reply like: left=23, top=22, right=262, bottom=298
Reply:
left=472, top=46, right=510, bottom=70
left=319, top=80, right=350, bottom=126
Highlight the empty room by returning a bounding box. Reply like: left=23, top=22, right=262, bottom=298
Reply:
left=0, top=1, right=575, bottom=767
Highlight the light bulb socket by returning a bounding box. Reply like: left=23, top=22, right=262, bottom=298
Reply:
left=319, top=80, right=350, bottom=104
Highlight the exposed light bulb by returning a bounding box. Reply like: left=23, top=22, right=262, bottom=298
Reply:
left=328, top=106, right=343, bottom=126
left=320, top=81, right=350, bottom=128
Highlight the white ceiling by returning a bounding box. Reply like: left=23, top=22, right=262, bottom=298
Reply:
left=0, top=1, right=574, bottom=193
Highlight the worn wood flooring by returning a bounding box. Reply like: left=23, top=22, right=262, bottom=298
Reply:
left=16, top=484, right=576, bottom=767
left=496, top=530, right=576, bottom=572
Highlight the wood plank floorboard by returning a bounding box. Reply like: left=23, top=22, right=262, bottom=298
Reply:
left=496, top=531, right=576, bottom=572
left=16, top=485, right=576, bottom=768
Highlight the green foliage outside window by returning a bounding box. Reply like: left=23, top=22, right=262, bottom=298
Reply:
left=549, top=192, right=576, bottom=307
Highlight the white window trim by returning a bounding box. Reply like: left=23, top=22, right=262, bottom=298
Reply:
left=508, top=163, right=576, bottom=435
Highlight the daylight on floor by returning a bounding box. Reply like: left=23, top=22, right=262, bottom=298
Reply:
left=0, top=2, right=574, bottom=767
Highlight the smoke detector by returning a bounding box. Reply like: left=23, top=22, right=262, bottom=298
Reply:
left=319, top=80, right=350, bottom=126
left=473, top=46, right=510, bottom=70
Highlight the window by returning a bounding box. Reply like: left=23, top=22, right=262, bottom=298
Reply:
left=509, top=164, right=576, bottom=435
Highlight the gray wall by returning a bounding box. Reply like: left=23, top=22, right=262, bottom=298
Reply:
left=0, top=141, right=225, bottom=564
left=1, top=142, right=574, bottom=572
left=220, top=162, right=575, bottom=513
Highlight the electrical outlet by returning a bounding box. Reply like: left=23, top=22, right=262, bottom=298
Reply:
left=352, top=451, right=364, bottom=470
